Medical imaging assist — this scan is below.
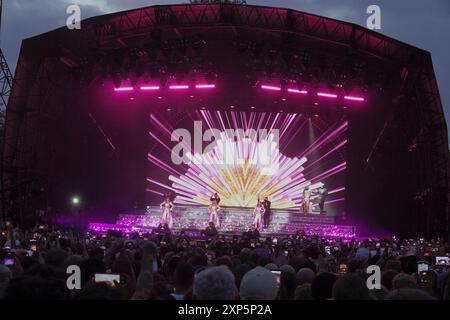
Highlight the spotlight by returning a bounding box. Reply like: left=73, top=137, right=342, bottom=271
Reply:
left=72, top=197, right=80, bottom=205
left=112, top=73, right=122, bottom=88
left=130, top=74, right=139, bottom=87
left=192, top=36, right=206, bottom=53
left=300, top=51, right=312, bottom=66
left=205, top=72, right=217, bottom=83
left=160, top=76, right=168, bottom=88
left=175, top=72, right=185, bottom=84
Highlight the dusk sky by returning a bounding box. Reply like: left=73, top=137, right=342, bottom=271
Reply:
left=2, top=0, right=449, bottom=138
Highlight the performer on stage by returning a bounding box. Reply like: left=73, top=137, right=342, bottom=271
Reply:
left=301, top=186, right=312, bottom=213
left=262, top=196, right=272, bottom=229
left=253, top=200, right=265, bottom=231
left=208, top=202, right=221, bottom=229
left=317, top=185, right=328, bottom=214
left=210, top=192, right=221, bottom=205
left=160, top=197, right=174, bottom=228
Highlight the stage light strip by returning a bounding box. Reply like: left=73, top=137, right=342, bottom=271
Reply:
left=169, top=85, right=190, bottom=90
left=195, top=84, right=216, bottom=89
left=261, top=85, right=282, bottom=91
left=317, top=92, right=338, bottom=98
left=344, top=95, right=365, bottom=102
left=140, top=86, right=160, bottom=91
left=114, top=87, right=134, bottom=92
left=287, top=88, right=308, bottom=94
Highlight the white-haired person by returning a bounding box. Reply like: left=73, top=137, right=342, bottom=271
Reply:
left=193, top=266, right=238, bottom=300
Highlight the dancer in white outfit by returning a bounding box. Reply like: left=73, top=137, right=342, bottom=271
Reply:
left=253, top=201, right=265, bottom=231
left=160, top=198, right=174, bottom=228
left=208, top=203, right=221, bottom=229
left=301, top=186, right=312, bottom=213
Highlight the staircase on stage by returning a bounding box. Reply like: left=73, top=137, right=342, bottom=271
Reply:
left=89, top=205, right=356, bottom=238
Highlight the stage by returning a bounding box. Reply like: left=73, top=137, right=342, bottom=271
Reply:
left=89, top=205, right=356, bottom=238
left=3, top=3, right=446, bottom=239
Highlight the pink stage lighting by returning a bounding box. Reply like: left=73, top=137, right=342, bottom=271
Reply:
left=261, top=85, right=282, bottom=91
left=317, top=92, right=338, bottom=98
left=287, top=88, right=308, bottom=94
left=344, top=95, right=365, bottom=102
left=114, top=87, right=134, bottom=92
left=169, top=85, right=190, bottom=90
left=195, top=84, right=216, bottom=89
left=140, top=86, right=160, bottom=91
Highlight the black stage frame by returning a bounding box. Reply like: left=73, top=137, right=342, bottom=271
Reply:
left=1, top=3, right=448, bottom=238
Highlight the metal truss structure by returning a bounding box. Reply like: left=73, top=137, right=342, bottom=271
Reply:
left=0, top=0, right=15, bottom=222
left=1, top=3, right=448, bottom=236
left=0, top=0, right=13, bottom=108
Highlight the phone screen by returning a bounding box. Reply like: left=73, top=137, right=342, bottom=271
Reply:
left=339, top=264, right=348, bottom=274
left=94, top=273, right=125, bottom=286
left=271, top=270, right=281, bottom=288
left=94, top=273, right=126, bottom=286
left=417, top=262, right=429, bottom=274
left=436, top=256, right=450, bottom=266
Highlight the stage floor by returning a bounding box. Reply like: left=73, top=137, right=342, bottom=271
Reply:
left=89, top=205, right=356, bottom=238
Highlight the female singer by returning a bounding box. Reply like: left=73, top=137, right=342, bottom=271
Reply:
left=160, top=197, right=174, bottom=228
left=208, top=202, right=221, bottom=228
left=301, top=186, right=311, bottom=213
left=253, top=200, right=265, bottom=231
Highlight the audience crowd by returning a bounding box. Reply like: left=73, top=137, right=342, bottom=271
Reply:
left=1, top=220, right=450, bottom=300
